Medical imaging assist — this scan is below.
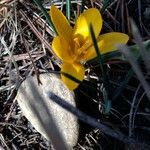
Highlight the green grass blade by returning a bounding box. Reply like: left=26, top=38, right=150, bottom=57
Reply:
left=129, top=40, right=150, bottom=58
left=61, top=72, right=97, bottom=90
left=112, top=40, right=150, bottom=101
left=61, top=72, right=82, bottom=84
left=80, top=0, right=85, bottom=13
left=87, top=51, right=121, bottom=64
left=87, top=37, right=150, bottom=102
left=101, top=0, right=110, bottom=13
left=88, top=40, right=150, bottom=63
left=66, top=0, right=71, bottom=21
left=89, top=24, right=111, bottom=113
left=89, top=24, right=109, bottom=92
left=33, top=0, right=57, bottom=34
left=112, top=69, right=134, bottom=101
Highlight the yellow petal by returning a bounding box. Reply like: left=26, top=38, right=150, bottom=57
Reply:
left=73, top=8, right=102, bottom=41
left=83, top=32, right=129, bottom=61
left=52, top=36, right=75, bottom=62
left=50, top=5, right=73, bottom=42
left=97, top=32, right=129, bottom=54
left=61, top=62, right=85, bottom=90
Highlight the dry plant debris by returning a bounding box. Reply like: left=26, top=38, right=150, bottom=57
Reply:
left=0, top=0, right=150, bottom=149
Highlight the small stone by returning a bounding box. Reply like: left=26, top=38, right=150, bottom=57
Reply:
left=16, top=73, right=79, bottom=148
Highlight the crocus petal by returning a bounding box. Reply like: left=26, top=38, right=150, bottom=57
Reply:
left=82, top=32, right=129, bottom=61
left=61, top=62, right=85, bottom=90
left=52, top=36, right=75, bottom=62
left=50, top=5, right=73, bottom=42
left=73, top=8, right=102, bottom=41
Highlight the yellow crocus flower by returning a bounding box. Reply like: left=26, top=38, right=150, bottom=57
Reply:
left=50, top=5, right=129, bottom=90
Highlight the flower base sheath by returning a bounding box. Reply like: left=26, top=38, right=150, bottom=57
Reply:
left=49, top=5, right=129, bottom=90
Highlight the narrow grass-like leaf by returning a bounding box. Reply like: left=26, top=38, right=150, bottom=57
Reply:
left=80, top=0, right=85, bottom=13
left=87, top=40, right=150, bottom=63
left=131, top=20, right=150, bottom=71
left=112, top=40, right=150, bottom=101
left=129, top=40, right=150, bottom=59
left=120, top=45, right=150, bottom=101
left=101, top=0, right=110, bottom=13
left=112, top=68, right=134, bottom=101
left=61, top=72, right=82, bottom=84
left=87, top=37, right=150, bottom=104
left=33, top=0, right=57, bottom=34
left=66, top=0, right=71, bottom=20
left=87, top=51, right=121, bottom=64
left=89, top=25, right=108, bottom=88
left=89, top=24, right=111, bottom=113
left=61, top=72, right=97, bottom=90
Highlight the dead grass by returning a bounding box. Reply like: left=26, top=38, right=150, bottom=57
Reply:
left=0, top=0, right=150, bottom=149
